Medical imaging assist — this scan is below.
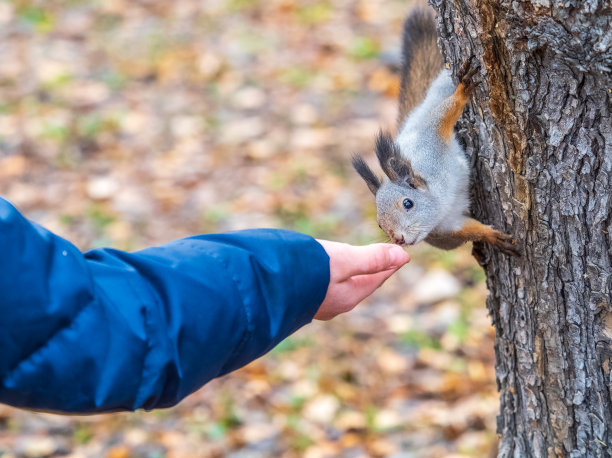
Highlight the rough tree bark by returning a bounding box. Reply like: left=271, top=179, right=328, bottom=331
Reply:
left=428, top=0, right=612, bottom=456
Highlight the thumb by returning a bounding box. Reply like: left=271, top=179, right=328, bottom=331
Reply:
left=340, top=244, right=410, bottom=279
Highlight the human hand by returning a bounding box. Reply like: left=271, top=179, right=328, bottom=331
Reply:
left=314, top=241, right=411, bottom=320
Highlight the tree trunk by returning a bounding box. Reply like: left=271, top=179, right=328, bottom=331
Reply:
left=428, top=0, right=612, bottom=456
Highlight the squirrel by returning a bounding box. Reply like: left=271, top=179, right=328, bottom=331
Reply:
left=353, top=8, right=519, bottom=256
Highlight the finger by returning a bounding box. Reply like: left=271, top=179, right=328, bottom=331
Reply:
left=347, top=267, right=399, bottom=303
left=339, top=244, right=410, bottom=280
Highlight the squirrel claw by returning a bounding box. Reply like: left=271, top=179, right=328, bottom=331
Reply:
left=492, top=231, right=521, bottom=257
left=457, top=58, right=481, bottom=93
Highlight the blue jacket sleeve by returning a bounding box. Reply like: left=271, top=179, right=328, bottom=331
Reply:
left=0, top=198, right=329, bottom=413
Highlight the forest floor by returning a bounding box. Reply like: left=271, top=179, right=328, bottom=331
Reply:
left=0, top=1, right=499, bottom=456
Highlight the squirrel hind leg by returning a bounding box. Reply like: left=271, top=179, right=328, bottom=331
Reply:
left=436, top=61, right=482, bottom=143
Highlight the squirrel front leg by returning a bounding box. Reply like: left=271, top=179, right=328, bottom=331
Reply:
left=437, top=60, right=480, bottom=142
left=426, top=218, right=520, bottom=256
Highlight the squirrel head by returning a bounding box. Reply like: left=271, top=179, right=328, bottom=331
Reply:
left=353, top=131, right=439, bottom=246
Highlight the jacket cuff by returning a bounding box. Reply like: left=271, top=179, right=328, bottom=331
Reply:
left=212, top=230, right=331, bottom=376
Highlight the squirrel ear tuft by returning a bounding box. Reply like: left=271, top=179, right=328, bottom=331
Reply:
left=390, top=157, right=428, bottom=190
left=375, top=130, right=427, bottom=189
left=375, top=130, right=400, bottom=181
left=352, top=154, right=381, bottom=195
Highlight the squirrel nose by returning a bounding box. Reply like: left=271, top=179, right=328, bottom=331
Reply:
left=386, top=229, right=405, bottom=246
left=392, top=234, right=405, bottom=245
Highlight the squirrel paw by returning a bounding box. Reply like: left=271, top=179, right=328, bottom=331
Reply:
left=489, top=230, right=521, bottom=257
left=457, top=57, right=481, bottom=95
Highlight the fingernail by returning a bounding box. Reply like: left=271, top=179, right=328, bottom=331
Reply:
left=389, top=246, right=409, bottom=266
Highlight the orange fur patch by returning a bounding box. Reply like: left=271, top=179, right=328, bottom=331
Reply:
left=454, top=218, right=497, bottom=242
left=437, top=83, right=470, bottom=142
left=425, top=219, right=494, bottom=250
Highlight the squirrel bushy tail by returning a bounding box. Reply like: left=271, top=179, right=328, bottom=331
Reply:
left=397, top=8, right=444, bottom=126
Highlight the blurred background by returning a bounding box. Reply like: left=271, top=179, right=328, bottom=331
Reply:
left=0, top=0, right=499, bottom=456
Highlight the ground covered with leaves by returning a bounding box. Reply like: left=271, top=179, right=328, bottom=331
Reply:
left=0, top=0, right=499, bottom=456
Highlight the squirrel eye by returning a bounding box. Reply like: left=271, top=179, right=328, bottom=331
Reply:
left=402, top=198, right=414, bottom=210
